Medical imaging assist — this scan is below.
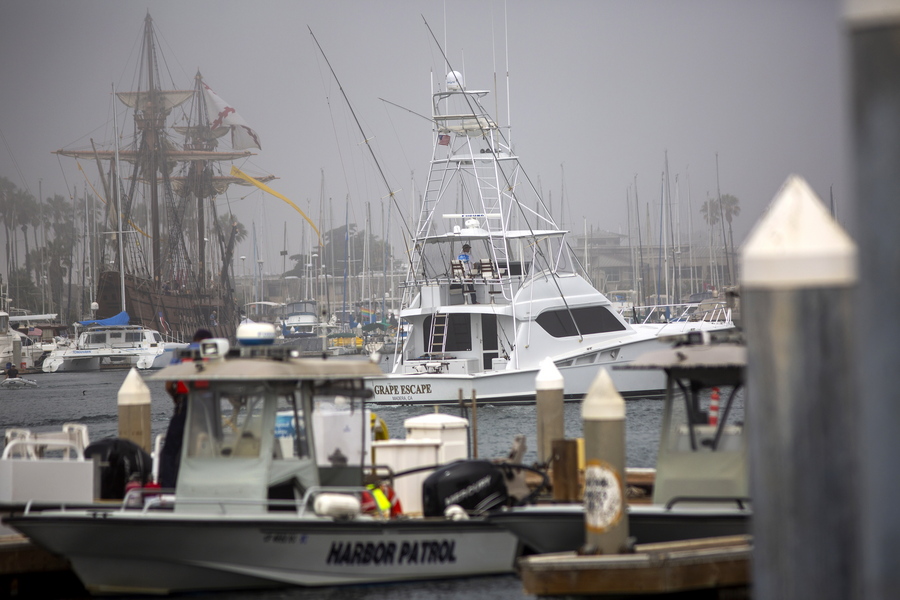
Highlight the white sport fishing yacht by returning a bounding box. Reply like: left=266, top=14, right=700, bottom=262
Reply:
left=367, top=71, right=732, bottom=405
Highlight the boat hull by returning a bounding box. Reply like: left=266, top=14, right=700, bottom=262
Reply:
left=41, top=353, right=101, bottom=373
left=487, top=504, right=751, bottom=555
left=0, top=377, right=38, bottom=389
left=367, top=342, right=673, bottom=405
left=369, top=320, right=736, bottom=405
left=6, top=512, right=520, bottom=594
left=96, top=271, right=236, bottom=342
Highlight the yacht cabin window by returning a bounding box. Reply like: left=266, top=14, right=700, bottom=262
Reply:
left=536, top=305, right=627, bottom=338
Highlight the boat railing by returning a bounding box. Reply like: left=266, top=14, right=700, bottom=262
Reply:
left=129, top=485, right=375, bottom=516
left=402, top=271, right=525, bottom=306
left=2, top=436, right=86, bottom=461
left=628, top=303, right=732, bottom=327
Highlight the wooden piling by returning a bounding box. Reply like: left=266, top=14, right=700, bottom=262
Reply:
left=535, top=358, right=564, bottom=465
left=741, top=175, right=859, bottom=598
left=581, top=368, right=627, bottom=555
left=848, top=3, right=900, bottom=595
left=550, top=439, right=579, bottom=502
left=118, top=367, right=152, bottom=452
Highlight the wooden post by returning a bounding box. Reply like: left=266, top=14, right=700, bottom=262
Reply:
left=848, top=3, right=900, bottom=595
left=118, top=367, right=152, bottom=452
left=551, top=439, right=579, bottom=502
left=12, top=338, right=21, bottom=370
left=741, top=175, right=859, bottom=598
left=581, top=368, right=628, bottom=555
left=536, top=358, right=565, bottom=465
left=470, top=389, right=478, bottom=459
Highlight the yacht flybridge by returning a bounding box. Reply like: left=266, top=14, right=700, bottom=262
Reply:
left=367, top=72, right=732, bottom=405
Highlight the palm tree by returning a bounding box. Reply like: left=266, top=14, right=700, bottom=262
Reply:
left=14, top=191, right=39, bottom=283
left=0, top=177, right=15, bottom=277
left=700, top=196, right=723, bottom=290
left=719, top=194, right=741, bottom=276
left=700, top=198, right=720, bottom=228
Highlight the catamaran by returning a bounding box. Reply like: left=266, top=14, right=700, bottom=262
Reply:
left=366, top=71, right=732, bottom=405
left=40, top=312, right=174, bottom=373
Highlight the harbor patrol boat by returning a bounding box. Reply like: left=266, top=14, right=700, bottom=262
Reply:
left=5, top=325, right=520, bottom=595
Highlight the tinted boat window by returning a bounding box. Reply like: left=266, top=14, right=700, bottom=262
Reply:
left=536, top=305, right=626, bottom=337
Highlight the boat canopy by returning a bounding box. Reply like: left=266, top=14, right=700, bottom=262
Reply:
left=76, top=311, right=130, bottom=327
left=421, top=229, right=567, bottom=245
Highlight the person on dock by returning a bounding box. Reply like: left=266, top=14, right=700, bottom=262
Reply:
left=159, top=328, right=212, bottom=489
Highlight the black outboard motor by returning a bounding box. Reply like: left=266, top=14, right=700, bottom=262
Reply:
left=84, top=437, right=152, bottom=500
left=422, top=460, right=509, bottom=517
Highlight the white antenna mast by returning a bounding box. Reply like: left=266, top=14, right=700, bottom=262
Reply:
left=492, top=4, right=499, bottom=120
left=505, top=0, right=511, bottom=147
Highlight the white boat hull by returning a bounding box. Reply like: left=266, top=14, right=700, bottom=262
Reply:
left=9, top=512, right=520, bottom=594
left=0, top=377, right=38, bottom=389
left=367, top=329, right=733, bottom=405
left=41, top=352, right=102, bottom=373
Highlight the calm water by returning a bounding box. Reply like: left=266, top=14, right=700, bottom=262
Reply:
left=0, top=368, right=671, bottom=600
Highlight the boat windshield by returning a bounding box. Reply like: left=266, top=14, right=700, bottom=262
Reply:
left=185, top=390, right=310, bottom=460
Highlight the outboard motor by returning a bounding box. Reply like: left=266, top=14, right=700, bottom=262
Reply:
left=84, top=437, right=152, bottom=500
left=422, top=460, right=509, bottom=517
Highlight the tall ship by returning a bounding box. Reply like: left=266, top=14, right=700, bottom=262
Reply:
left=55, top=14, right=271, bottom=341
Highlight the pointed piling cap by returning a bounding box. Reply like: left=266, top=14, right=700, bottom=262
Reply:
left=582, top=368, right=625, bottom=420
left=535, top=357, right=564, bottom=390
left=741, top=175, right=857, bottom=289
left=118, top=367, right=151, bottom=406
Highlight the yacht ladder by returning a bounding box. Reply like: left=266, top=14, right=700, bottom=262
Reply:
left=471, top=143, right=514, bottom=301
left=410, top=157, right=451, bottom=279
left=428, top=313, right=449, bottom=354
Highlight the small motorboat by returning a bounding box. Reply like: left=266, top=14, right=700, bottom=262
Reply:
left=1, top=377, right=38, bottom=389
left=4, top=324, right=521, bottom=595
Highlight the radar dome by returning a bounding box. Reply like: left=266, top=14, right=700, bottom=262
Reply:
left=446, top=71, right=464, bottom=91
left=237, top=322, right=276, bottom=346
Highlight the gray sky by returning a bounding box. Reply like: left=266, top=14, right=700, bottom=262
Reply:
left=0, top=0, right=846, bottom=279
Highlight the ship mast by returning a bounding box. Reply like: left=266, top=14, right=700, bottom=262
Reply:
left=140, top=13, right=162, bottom=283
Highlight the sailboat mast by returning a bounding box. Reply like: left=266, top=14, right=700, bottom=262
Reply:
left=112, top=85, right=127, bottom=313
left=634, top=175, right=645, bottom=306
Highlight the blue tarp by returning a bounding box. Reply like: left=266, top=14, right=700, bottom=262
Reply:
left=76, top=311, right=130, bottom=326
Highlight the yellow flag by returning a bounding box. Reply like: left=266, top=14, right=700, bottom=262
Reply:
left=230, top=166, right=321, bottom=244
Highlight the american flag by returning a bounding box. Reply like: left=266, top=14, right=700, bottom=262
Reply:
left=438, top=134, right=451, bottom=146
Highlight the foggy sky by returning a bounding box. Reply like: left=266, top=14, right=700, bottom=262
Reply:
left=0, top=0, right=846, bottom=280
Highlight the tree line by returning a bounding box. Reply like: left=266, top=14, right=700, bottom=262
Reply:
left=0, top=176, right=78, bottom=320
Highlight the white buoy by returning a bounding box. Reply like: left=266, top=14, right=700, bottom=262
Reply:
left=118, top=367, right=152, bottom=452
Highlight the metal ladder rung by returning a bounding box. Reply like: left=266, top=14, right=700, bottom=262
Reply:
left=429, top=314, right=449, bottom=353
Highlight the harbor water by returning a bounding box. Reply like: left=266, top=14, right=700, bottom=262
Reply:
left=1, top=368, right=672, bottom=600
